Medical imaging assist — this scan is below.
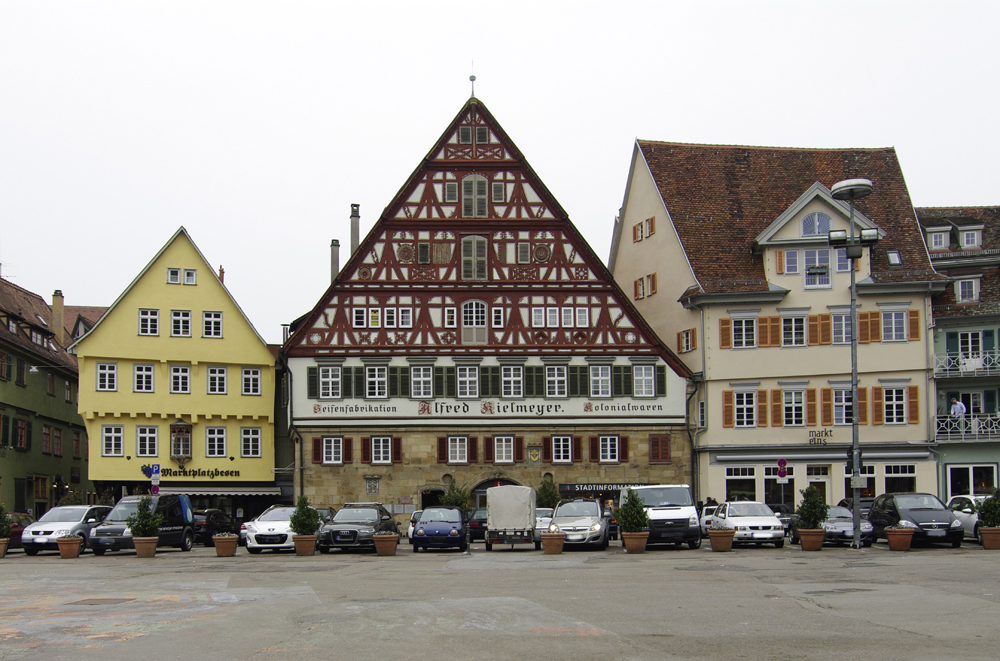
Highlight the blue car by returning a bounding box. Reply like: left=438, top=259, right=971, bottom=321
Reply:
left=412, top=506, right=468, bottom=553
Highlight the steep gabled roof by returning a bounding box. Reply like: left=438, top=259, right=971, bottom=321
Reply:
left=0, top=278, right=78, bottom=371
left=634, top=141, right=944, bottom=294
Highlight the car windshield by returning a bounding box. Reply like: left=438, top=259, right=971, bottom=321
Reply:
left=104, top=500, right=143, bottom=522
left=554, top=501, right=600, bottom=518
left=257, top=508, right=297, bottom=521
left=895, top=495, right=945, bottom=511
left=630, top=487, right=693, bottom=507
left=472, top=509, right=486, bottom=520
left=333, top=508, right=379, bottom=524
left=410, top=512, right=422, bottom=523
left=728, top=503, right=774, bottom=517
left=536, top=508, right=554, bottom=518
left=827, top=507, right=852, bottom=519
left=420, top=509, right=462, bottom=523
left=702, top=506, right=717, bottom=516
left=37, top=508, right=84, bottom=523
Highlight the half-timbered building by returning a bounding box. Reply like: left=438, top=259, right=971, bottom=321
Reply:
left=284, top=98, right=691, bottom=515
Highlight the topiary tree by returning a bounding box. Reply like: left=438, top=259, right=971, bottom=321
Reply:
left=60, top=491, right=84, bottom=506
left=976, top=488, right=1000, bottom=528
left=125, top=496, right=164, bottom=538
left=0, top=503, right=12, bottom=539
left=439, top=482, right=470, bottom=510
left=536, top=479, right=560, bottom=509
left=289, top=496, right=322, bottom=536
left=616, top=489, right=650, bottom=533
left=795, top=486, right=830, bottom=530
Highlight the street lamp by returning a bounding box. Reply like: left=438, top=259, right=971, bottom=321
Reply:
left=829, top=178, right=876, bottom=549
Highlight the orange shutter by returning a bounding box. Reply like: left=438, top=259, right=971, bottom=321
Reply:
left=757, top=317, right=769, bottom=347
left=857, top=387, right=868, bottom=425
left=908, top=385, right=919, bottom=423
left=723, top=391, right=734, bottom=428
left=821, top=388, right=833, bottom=426
left=806, top=389, right=817, bottom=426
left=858, top=312, right=870, bottom=344
left=869, top=311, right=881, bottom=342
left=808, top=315, right=820, bottom=345
left=757, top=390, right=768, bottom=427
left=691, top=327, right=697, bottom=350
left=633, top=279, right=642, bottom=300
left=769, top=317, right=782, bottom=347
left=632, top=224, right=639, bottom=242
left=908, top=309, right=921, bottom=341
left=649, top=273, right=657, bottom=295
left=647, top=216, right=655, bottom=235
left=872, top=387, right=884, bottom=425
left=854, top=256, right=861, bottom=271
left=771, top=389, right=783, bottom=427
left=819, top=314, right=832, bottom=345
left=775, top=249, right=784, bottom=274
left=677, top=331, right=683, bottom=353
left=720, top=318, right=732, bottom=349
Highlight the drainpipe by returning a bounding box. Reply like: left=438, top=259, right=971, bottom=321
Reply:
left=683, top=298, right=708, bottom=501
left=278, top=348, right=302, bottom=498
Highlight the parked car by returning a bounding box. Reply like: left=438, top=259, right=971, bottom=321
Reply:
left=315, top=507, right=337, bottom=524
left=868, top=493, right=964, bottom=548
left=412, top=506, right=468, bottom=552
left=622, top=484, right=701, bottom=549
left=244, top=506, right=304, bottom=554
left=711, top=501, right=785, bottom=548
left=6, top=512, right=35, bottom=550
left=547, top=499, right=608, bottom=550
left=946, top=495, right=988, bottom=543
left=699, top=504, right=718, bottom=537
left=532, top=508, right=554, bottom=548
left=837, top=497, right=876, bottom=518
left=468, top=508, right=487, bottom=541
left=90, top=494, right=195, bottom=555
left=767, top=503, right=795, bottom=535
left=317, top=502, right=397, bottom=552
left=407, top=510, right=423, bottom=544
left=789, top=505, right=873, bottom=547
left=194, top=509, right=240, bottom=547
left=21, top=506, right=110, bottom=555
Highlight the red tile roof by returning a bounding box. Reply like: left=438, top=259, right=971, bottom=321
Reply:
left=0, top=278, right=78, bottom=371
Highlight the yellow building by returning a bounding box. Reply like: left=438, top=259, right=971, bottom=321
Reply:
left=71, top=228, right=280, bottom=516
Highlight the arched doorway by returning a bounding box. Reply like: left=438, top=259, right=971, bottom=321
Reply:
left=470, top=477, right=521, bottom=509
left=420, top=487, right=445, bottom=510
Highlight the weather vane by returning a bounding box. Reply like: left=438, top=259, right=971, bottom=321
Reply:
left=470, top=74, right=476, bottom=97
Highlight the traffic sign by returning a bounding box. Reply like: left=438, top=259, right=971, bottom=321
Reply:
left=776, top=478, right=789, bottom=485
left=777, top=468, right=787, bottom=478
left=150, top=485, right=160, bottom=495
left=777, top=458, right=787, bottom=468
left=151, top=464, right=160, bottom=475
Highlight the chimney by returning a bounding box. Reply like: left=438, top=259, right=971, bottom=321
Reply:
left=52, top=290, right=65, bottom=346
left=350, top=204, right=360, bottom=257
left=331, top=239, right=341, bottom=282
left=218, top=265, right=225, bottom=283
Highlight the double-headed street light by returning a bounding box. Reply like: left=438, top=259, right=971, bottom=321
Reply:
left=829, top=178, right=877, bottom=550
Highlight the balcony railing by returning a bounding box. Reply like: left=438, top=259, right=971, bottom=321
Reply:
left=935, top=414, right=1000, bottom=442
left=934, top=352, right=1000, bottom=377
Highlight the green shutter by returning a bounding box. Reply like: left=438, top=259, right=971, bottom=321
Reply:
left=1, top=415, right=8, bottom=447
left=946, top=332, right=959, bottom=355
left=579, top=366, right=589, bottom=397
left=480, top=367, right=491, bottom=397
left=446, top=367, right=457, bottom=398
left=489, top=367, right=500, bottom=398
left=986, top=390, right=997, bottom=414
left=623, top=367, right=633, bottom=396
left=342, top=367, right=353, bottom=398
left=612, top=366, right=624, bottom=397
left=307, top=367, right=318, bottom=399
left=25, top=421, right=32, bottom=450
left=435, top=367, right=445, bottom=398
left=389, top=367, right=400, bottom=398
left=354, top=368, right=365, bottom=398
left=656, top=366, right=667, bottom=397
left=399, top=367, right=410, bottom=398
left=524, top=367, right=535, bottom=397
left=985, top=330, right=995, bottom=352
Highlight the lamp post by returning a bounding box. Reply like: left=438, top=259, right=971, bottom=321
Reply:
left=829, top=178, right=877, bottom=550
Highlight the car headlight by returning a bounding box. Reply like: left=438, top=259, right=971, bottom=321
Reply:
left=449, top=529, right=459, bottom=537
left=861, top=522, right=873, bottom=531
left=689, top=515, right=699, bottom=527
left=735, top=525, right=748, bottom=531
left=123, top=529, right=133, bottom=537
left=896, top=520, right=919, bottom=529
left=950, top=519, right=964, bottom=529
left=822, top=523, right=836, bottom=531
left=415, top=529, right=425, bottom=537
left=549, top=523, right=560, bottom=533
left=590, top=522, right=602, bottom=532
left=359, top=527, right=375, bottom=534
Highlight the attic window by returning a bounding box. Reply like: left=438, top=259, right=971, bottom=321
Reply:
left=961, top=230, right=982, bottom=249
left=184, top=269, right=197, bottom=285
left=444, top=182, right=458, bottom=203
left=886, top=250, right=903, bottom=266
left=459, top=126, right=472, bottom=144
left=167, top=268, right=181, bottom=284
left=476, top=127, right=489, bottom=144
left=929, top=232, right=948, bottom=251
left=801, top=213, right=831, bottom=237
left=417, top=243, right=431, bottom=264
left=492, top=182, right=505, bottom=203
left=36, top=315, right=47, bottom=327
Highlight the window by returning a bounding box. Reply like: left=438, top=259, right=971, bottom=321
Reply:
left=459, top=126, right=472, bottom=144
left=34, top=476, right=47, bottom=500
left=242, top=428, right=261, bottom=457
left=353, top=308, right=366, bottom=328
left=532, top=308, right=545, bottom=328
left=562, top=307, right=575, bottom=328
left=171, top=431, right=191, bottom=458
left=552, top=436, right=571, bottom=463
left=47, top=372, right=55, bottom=396
left=399, top=308, right=413, bottom=328
left=207, top=366, right=227, bottom=394
left=886, top=250, right=902, bottom=266
left=171, top=310, right=191, bottom=337
left=64, top=380, right=72, bottom=402
left=634, top=221, right=645, bottom=242
left=546, top=366, right=567, bottom=397
left=16, top=357, right=25, bottom=386
left=680, top=329, right=694, bottom=353
left=492, top=182, right=505, bottom=203
left=732, top=318, right=756, bottom=348
left=633, top=365, right=655, bottom=398
left=444, top=182, right=458, bottom=203
left=833, top=389, right=853, bottom=425
left=366, top=366, right=387, bottom=398
left=171, top=365, right=190, bottom=394
left=801, top=212, right=831, bottom=236
left=957, top=279, right=980, bottom=303
left=73, top=432, right=81, bottom=459
left=501, top=366, right=522, bottom=397
left=102, top=425, right=124, bottom=456
left=134, top=364, right=154, bottom=392
left=42, top=426, right=51, bottom=454
left=411, top=366, right=433, bottom=398
left=784, top=391, right=804, bottom=426
left=947, top=465, right=996, bottom=499
left=784, top=250, right=799, bottom=274
left=492, top=307, right=504, bottom=328
left=319, top=366, right=341, bottom=398
left=735, top=392, right=756, bottom=427
left=884, top=388, right=906, bottom=424
left=203, top=311, right=223, bottom=338
left=590, top=366, right=611, bottom=397
left=882, top=311, right=906, bottom=341
left=462, top=176, right=488, bottom=218
left=476, top=126, right=489, bottom=144
left=929, top=232, right=947, bottom=250
left=322, top=436, right=344, bottom=463
left=462, top=301, right=487, bottom=344
left=804, top=249, right=831, bottom=288
left=368, top=308, right=381, bottom=328
left=167, top=268, right=181, bottom=283
left=417, top=243, right=431, bottom=264
left=576, top=308, right=590, bottom=328
left=962, top=230, right=981, bottom=249
left=836, top=249, right=851, bottom=272
left=97, top=363, right=117, bottom=391
left=599, top=435, right=619, bottom=462
left=138, top=309, right=159, bottom=335
left=782, top=317, right=806, bottom=346
left=444, top=307, right=457, bottom=328
left=517, top=242, right=531, bottom=263
left=546, top=307, right=559, bottom=328
left=53, top=428, right=62, bottom=456
left=369, top=436, right=391, bottom=464
left=832, top=314, right=852, bottom=344
left=206, top=427, right=226, bottom=457
left=725, top=466, right=757, bottom=501
left=184, top=269, right=197, bottom=285
left=448, top=436, right=468, bottom=463
left=457, top=366, right=479, bottom=398
left=885, top=464, right=917, bottom=493
left=137, top=426, right=158, bottom=456
left=384, top=308, right=396, bottom=328
left=698, top=401, right=707, bottom=428
left=494, top=436, right=514, bottom=463
left=242, top=368, right=261, bottom=395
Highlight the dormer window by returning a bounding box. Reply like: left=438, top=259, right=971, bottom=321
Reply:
left=801, top=212, right=831, bottom=237
left=961, top=230, right=982, bottom=249
left=956, top=278, right=980, bottom=303
left=929, top=232, right=948, bottom=251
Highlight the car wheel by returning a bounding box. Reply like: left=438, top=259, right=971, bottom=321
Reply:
left=319, top=546, right=331, bottom=554
left=791, top=532, right=799, bottom=544
left=774, top=539, right=784, bottom=549
left=975, top=526, right=982, bottom=545
left=534, top=540, right=542, bottom=550
left=179, top=530, right=194, bottom=552
left=485, top=541, right=492, bottom=551
left=92, top=547, right=106, bottom=556
left=599, top=534, right=609, bottom=550
left=413, top=543, right=419, bottom=553
left=688, top=536, right=702, bottom=550
left=24, top=548, right=39, bottom=556
left=458, top=541, right=467, bottom=552
left=204, top=531, right=215, bottom=548
left=77, top=535, right=87, bottom=554
left=952, top=539, right=962, bottom=549
left=862, top=540, right=872, bottom=548
left=247, top=547, right=262, bottom=554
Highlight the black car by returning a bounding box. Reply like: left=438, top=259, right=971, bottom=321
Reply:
left=789, top=505, right=874, bottom=547
left=767, top=503, right=795, bottom=535
left=468, top=508, right=487, bottom=541
left=837, top=497, right=876, bottom=519
left=194, top=509, right=240, bottom=547
left=90, top=494, right=196, bottom=555
left=317, top=502, right=397, bottom=552
left=867, top=493, right=964, bottom=548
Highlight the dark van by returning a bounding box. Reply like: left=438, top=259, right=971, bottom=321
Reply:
left=90, top=494, right=195, bottom=555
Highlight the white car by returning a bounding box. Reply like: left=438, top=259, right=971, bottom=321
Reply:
left=532, top=507, right=554, bottom=548
left=946, top=495, right=988, bottom=543
left=245, top=506, right=305, bottom=554
left=700, top=505, right=718, bottom=537
left=407, top=510, right=422, bottom=544
left=712, top=501, right=785, bottom=548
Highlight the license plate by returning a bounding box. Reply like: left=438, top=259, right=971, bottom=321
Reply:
left=752, top=532, right=773, bottom=539
left=336, top=536, right=352, bottom=541
left=927, top=530, right=945, bottom=537
left=567, top=535, right=584, bottom=541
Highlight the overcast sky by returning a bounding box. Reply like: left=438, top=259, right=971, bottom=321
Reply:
left=2, top=2, right=997, bottom=344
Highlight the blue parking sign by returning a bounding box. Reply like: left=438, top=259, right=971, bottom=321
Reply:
left=152, top=464, right=160, bottom=475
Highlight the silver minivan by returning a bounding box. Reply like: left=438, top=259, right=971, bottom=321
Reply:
left=21, top=505, right=112, bottom=555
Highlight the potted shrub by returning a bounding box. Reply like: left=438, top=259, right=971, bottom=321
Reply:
left=374, top=530, right=400, bottom=556
left=708, top=518, right=735, bottom=552
left=794, top=486, right=829, bottom=552
left=288, top=496, right=322, bottom=556
left=125, top=495, right=163, bottom=558
left=212, top=532, right=239, bottom=557
left=975, top=488, right=1000, bottom=549
left=617, top=489, right=650, bottom=554
left=0, top=504, right=11, bottom=558
left=536, top=480, right=560, bottom=510
left=57, top=530, right=85, bottom=559
left=885, top=521, right=916, bottom=551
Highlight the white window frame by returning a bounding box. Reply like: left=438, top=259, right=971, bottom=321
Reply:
left=206, top=427, right=226, bottom=457
left=884, top=388, right=906, bottom=424
left=735, top=391, right=756, bottom=428
left=546, top=307, right=560, bottom=328
left=783, top=390, right=804, bottom=426
left=782, top=316, right=806, bottom=347
left=171, top=433, right=191, bottom=458
left=801, top=212, right=831, bottom=237
left=561, top=307, right=575, bottom=328
left=97, top=363, right=117, bottom=391
left=590, top=366, right=611, bottom=398
left=444, top=182, right=458, bottom=203
left=502, top=366, right=522, bottom=398
left=322, top=436, right=343, bottom=464
left=546, top=365, right=567, bottom=398
left=353, top=308, right=367, bottom=328
left=599, top=435, right=619, bottom=463
left=242, top=367, right=261, bottom=396
left=102, top=425, right=124, bottom=456
left=494, top=436, right=514, bottom=463
left=138, top=309, right=159, bottom=336
left=804, top=249, right=832, bottom=289
left=371, top=436, right=392, bottom=464
left=882, top=311, right=907, bottom=342
left=832, top=314, right=852, bottom=344
left=680, top=330, right=693, bottom=353
left=929, top=232, right=947, bottom=250
left=633, top=365, right=655, bottom=398
left=366, top=366, right=387, bottom=399
left=207, top=366, right=227, bottom=394
left=368, top=308, right=381, bottom=329
left=399, top=307, right=413, bottom=328
left=732, top=318, right=756, bottom=349
left=171, top=310, right=191, bottom=337
left=136, top=426, right=157, bottom=457
left=462, top=300, right=487, bottom=344
left=833, top=389, right=853, bottom=426
left=576, top=307, right=590, bottom=328
left=202, top=311, right=223, bottom=338
left=532, top=308, right=545, bottom=328
left=957, top=279, right=980, bottom=303
left=384, top=308, right=396, bottom=328
left=457, top=366, right=479, bottom=398
left=411, top=366, right=433, bottom=398
left=836, top=249, right=851, bottom=272
left=167, top=268, right=181, bottom=284
left=444, top=307, right=457, bottom=328
left=492, top=307, right=504, bottom=328
left=552, top=436, right=571, bottom=463
left=962, top=230, right=981, bottom=249
left=171, top=365, right=191, bottom=394
left=319, top=366, right=341, bottom=399
left=134, top=364, right=154, bottom=392
left=241, top=427, right=262, bottom=458
left=784, top=249, right=799, bottom=274
left=183, top=269, right=197, bottom=285
left=448, top=436, right=468, bottom=463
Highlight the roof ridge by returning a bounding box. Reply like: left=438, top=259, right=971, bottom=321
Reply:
left=637, top=139, right=894, bottom=153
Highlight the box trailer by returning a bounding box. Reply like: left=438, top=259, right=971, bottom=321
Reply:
left=485, top=485, right=536, bottom=550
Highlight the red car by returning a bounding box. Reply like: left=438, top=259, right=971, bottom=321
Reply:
left=7, top=512, right=36, bottom=550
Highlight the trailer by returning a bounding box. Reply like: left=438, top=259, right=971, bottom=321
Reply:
left=485, top=485, right=536, bottom=550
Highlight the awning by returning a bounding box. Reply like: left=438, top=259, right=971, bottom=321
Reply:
left=155, top=486, right=282, bottom=496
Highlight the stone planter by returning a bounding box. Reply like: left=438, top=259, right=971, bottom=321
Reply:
left=292, top=535, right=317, bottom=556
left=374, top=535, right=399, bottom=556
left=0, top=538, right=9, bottom=559
left=621, top=531, right=649, bottom=554
left=885, top=528, right=914, bottom=552
left=708, top=529, right=735, bottom=552
left=979, top=527, right=1000, bottom=550
left=540, top=532, right=566, bottom=554
left=797, top=529, right=825, bottom=551
left=58, top=536, right=84, bottom=559
left=133, top=537, right=159, bottom=558
left=213, top=535, right=238, bottom=557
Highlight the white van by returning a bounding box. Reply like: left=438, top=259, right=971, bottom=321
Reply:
left=619, top=484, right=701, bottom=549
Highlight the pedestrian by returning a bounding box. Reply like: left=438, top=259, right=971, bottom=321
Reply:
left=950, top=397, right=967, bottom=432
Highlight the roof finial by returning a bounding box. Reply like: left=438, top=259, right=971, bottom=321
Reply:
left=470, top=59, right=476, bottom=97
